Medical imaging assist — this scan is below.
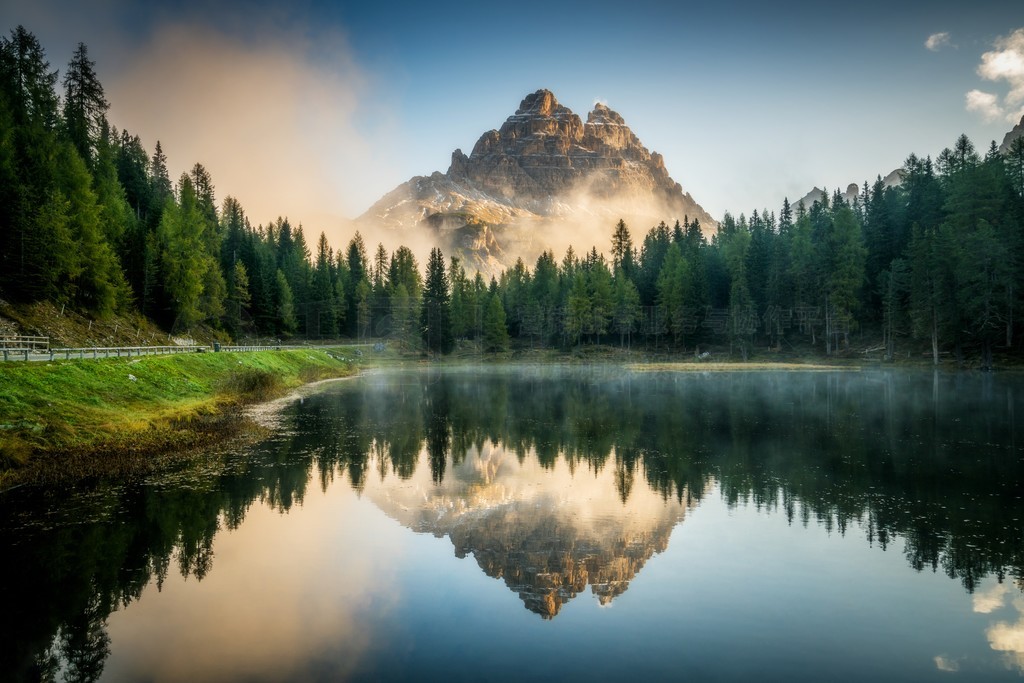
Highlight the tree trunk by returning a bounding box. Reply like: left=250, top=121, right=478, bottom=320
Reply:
left=931, top=309, right=939, bottom=366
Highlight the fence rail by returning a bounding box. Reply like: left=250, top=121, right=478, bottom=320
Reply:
left=0, top=340, right=368, bottom=362
left=0, top=335, right=50, bottom=359
left=48, top=345, right=209, bottom=360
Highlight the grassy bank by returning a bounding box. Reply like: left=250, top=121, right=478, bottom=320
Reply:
left=0, top=349, right=356, bottom=485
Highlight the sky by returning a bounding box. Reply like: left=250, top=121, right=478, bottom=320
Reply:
left=2, top=0, right=1023, bottom=248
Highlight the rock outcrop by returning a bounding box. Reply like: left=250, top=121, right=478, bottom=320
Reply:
left=1001, top=113, right=1024, bottom=154
left=359, top=89, right=716, bottom=273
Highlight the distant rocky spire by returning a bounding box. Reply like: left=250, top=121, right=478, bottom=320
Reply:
left=1000, top=113, right=1024, bottom=153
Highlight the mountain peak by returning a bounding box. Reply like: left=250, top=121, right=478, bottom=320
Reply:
left=587, top=102, right=625, bottom=126
left=516, top=89, right=563, bottom=116
left=360, top=90, right=717, bottom=273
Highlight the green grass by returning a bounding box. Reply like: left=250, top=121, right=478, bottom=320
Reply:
left=0, top=349, right=355, bottom=478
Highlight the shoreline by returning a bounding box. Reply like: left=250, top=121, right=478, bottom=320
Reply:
left=0, top=350, right=357, bottom=489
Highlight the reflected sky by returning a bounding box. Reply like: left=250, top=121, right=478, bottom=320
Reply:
left=97, top=454, right=1013, bottom=682
left=101, top=491, right=398, bottom=682
left=4, top=366, right=1024, bottom=682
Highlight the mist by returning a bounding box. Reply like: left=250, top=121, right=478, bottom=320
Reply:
left=105, top=20, right=403, bottom=251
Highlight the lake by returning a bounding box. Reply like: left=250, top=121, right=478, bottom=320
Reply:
left=2, top=365, right=1024, bottom=682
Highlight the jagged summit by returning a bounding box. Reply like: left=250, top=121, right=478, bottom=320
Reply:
left=359, top=89, right=716, bottom=273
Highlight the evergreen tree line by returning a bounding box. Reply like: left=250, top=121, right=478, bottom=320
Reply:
left=451, top=136, right=1024, bottom=364
left=3, top=27, right=1024, bottom=362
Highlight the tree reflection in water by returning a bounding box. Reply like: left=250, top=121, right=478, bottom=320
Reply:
left=1, top=366, right=1022, bottom=681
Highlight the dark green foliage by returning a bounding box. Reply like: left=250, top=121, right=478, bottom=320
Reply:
left=61, top=42, right=108, bottom=168
left=310, top=232, right=340, bottom=338
left=482, top=291, right=509, bottom=351
left=421, top=247, right=453, bottom=354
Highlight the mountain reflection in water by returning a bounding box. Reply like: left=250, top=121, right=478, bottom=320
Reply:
left=2, top=366, right=1023, bottom=682
left=365, top=439, right=694, bottom=618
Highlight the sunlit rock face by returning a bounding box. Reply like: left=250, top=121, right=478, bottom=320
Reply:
left=363, top=440, right=697, bottom=619
left=359, top=89, right=717, bottom=273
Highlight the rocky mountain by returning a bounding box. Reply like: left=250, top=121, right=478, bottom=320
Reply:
left=793, top=168, right=904, bottom=209
left=358, top=89, right=717, bottom=273
left=1001, top=113, right=1024, bottom=153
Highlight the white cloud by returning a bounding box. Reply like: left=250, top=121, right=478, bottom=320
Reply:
left=967, top=28, right=1024, bottom=123
left=925, top=32, right=951, bottom=51
left=966, top=90, right=1004, bottom=122
left=933, top=655, right=959, bottom=672
left=973, top=581, right=1010, bottom=614
left=987, top=617, right=1024, bottom=671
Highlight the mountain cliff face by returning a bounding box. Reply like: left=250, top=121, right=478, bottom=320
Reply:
left=359, top=89, right=717, bottom=272
left=1001, top=114, right=1024, bottom=153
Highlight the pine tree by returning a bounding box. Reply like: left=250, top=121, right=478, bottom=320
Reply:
left=611, top=219, right=636, bottom=279
left=612, top=272, right=641, bottom=348
left=92, top=121, right=131, bottom=250
left=148, top=141, right=171, bottom=229
left=0, top=26, right=61, bottom=298
left=344, top=231, right=369, bottom=336
left=156, top=173, right=222, bottom=329
left=62, top=42, right=108, bottom=168
left=311, top=231, right=338, bottom=338
left=565, top=272, right=590, bottom=347
left=55, top=142, right=127, bottom=315
left=825, top=205, right=867, bottom=351
left=421, top=247, right=452, bottom=354
left=482, top=292, right=509, bottom=352
left=656, top=243, right=693, bottom=347
left=721, top=217, right=754, bottom=358
left=275, top=269, right=297, bottom=335
left=388, top=246, right=422, bottom=300
left=449, top=256, right=471, bottom=341
left=587, top=255, right=614, bottom=341
left=637, top=222, right=672, bottom=306
left=226, top=261, right=251, bottom=337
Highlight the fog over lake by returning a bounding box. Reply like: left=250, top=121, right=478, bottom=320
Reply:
left=3, top=365, right=1023, bottom=682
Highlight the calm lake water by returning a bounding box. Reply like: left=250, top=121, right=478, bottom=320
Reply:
left=3, top=365, right=1024, bottom=682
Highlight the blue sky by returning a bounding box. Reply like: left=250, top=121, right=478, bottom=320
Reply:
left=2, top=0, right=1022, bottom=244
